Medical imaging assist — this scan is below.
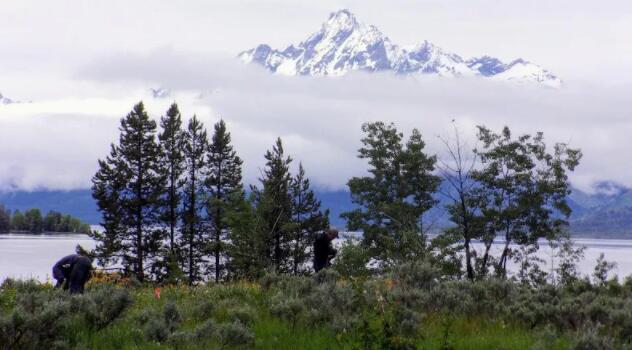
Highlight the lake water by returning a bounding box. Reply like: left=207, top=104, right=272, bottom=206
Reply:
left=1, top=234, right=631, bottom=282
left=0, top=233, right=96, bottom=282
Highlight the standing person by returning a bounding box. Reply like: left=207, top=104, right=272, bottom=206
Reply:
left=52, top=254, right=93, bottom=294
left=313, top=229, right=339, bottom=273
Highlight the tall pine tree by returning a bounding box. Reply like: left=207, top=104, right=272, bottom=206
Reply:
left=289, top=163, right=329, bottom=274
left=205, top=120, right=244, bottom=282
left=251, top=138, right=293, bottom=272
left=91, top=146, right=125, bottom=267
left=225, top=193, right=269, bottom=279
left=92, top=102, right=163, bottom=282
left=157, top=103, right=186, bottom=258
left=180, top=115, right=209, bottom=284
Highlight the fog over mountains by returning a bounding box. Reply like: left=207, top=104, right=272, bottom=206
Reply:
left=240, top=9, right=561, bottom=87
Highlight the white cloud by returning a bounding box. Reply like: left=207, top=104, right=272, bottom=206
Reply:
left=1, top=49, right=631, bottom=192
left=1, top=1, right=632, bottom=192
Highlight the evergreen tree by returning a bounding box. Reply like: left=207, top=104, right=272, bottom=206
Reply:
left=251, top=138, right=293, bottom=272
left=91, top=146, right=127, bottom=267
left=91, top=102, right=163, bottom=282
left=342, top=122, right=441, bottom=267
left=225, top=192, right=269, bottom=279
left=0, top=204, right=10, bottom=232
left=157, top=103, right=186, bottom=256
left=289, top=163, right=329, bottom=274
left=205, top=120, right=244, bottom=282
left=180, top=115, right=209, bottom=284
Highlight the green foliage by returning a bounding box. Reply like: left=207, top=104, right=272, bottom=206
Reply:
left=0, top=282, right=131, bottom=350
left=14, top=275, right=632, bottom=349
left=205, top=119, right=244, bottom=283
left=139, top=302, right=183, bottom=342
left=0, top=206, right=89, bottom=234
left=251, top=137, right=294, bottom=272
left=42, top=210, right=91, bottom=233
left=471, top=125, right=582, bottom=277
left=226, top=193, right=271, bottom=280
left=332, top=238, right=372, bottom=279
left=288, top=163, right=329, bottom=275
left=248, top=138, right=328, bottom=276
left=592, top=253, right=616, bottom=286
left=72, top=285, right=132, bottom=330
left=91, top=101, right=164, bottom=282
left=157, top=103, right=186, bottom=271
left=216, top=320, right=255, bottom=346
left=180, top=115, right=209, bottom=284
left=0, top=204, right=10, bottom=232
left=570, top=325, right=614, bottom=350
left=10, top=210, right=26, bottom=232
left=342, top=122, right=441, bottom=268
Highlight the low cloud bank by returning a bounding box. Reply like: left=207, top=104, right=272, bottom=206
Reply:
left=1, top=49, right=630, bottom=192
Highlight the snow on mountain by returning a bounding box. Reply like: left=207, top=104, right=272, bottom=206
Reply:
left=0, top=92, right=15, bottom=105
left=239, top=9, right=561, bottom=87
left=150, top=87, right=171, bottom=99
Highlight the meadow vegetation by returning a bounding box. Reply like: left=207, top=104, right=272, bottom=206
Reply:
left=3, top=257, right=632, bottom=350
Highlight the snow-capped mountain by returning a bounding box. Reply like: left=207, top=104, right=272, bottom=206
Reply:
left=150, top=88, right=171, bottom=99
left=240, top=9, right=561, bottom=87
left=0, top=92, right=15, bottom=105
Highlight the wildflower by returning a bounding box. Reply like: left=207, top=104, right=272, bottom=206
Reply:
left=154, top=287, right=162, bottom=299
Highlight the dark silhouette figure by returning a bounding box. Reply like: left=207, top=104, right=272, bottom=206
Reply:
left=313, top=229, right=339, bottom=272
left=52, top=254, right=93, bottom=294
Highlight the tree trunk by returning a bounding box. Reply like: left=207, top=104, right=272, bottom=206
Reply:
left=464, top=238, right=474, bottom=280
left=188, top=162, right=196, bottom=285
left=215, top=166, right=222, bottom=283
left=169, top=170, right=176, bottom=255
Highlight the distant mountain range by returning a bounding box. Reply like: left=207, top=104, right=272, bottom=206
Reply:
left=2, top=182, right=632, bottom=237
left=240, top=9, right=561, bottom=87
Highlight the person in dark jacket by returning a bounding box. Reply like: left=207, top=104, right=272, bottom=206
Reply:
left=313, top=229, right=339, bottom=272
left=52, top=254, right=93, bottom=294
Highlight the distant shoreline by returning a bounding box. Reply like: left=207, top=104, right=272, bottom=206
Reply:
left=0, top=231, right=90, bottom=235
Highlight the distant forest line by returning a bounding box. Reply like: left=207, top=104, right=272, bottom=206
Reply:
left=0, top=204, right=91, bottom=234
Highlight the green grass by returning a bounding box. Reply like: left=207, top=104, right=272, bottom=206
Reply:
left=0, top=281, right=572, bottom=350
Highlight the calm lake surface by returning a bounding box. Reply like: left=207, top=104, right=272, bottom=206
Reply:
left=0, top=233, right=96, bottom=282
left=1, top=233, right=631, bottom=282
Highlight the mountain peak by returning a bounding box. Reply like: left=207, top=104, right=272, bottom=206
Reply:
left=239, top=9, right=561, bottom=86
left=326, top=9, right=358, bottom=29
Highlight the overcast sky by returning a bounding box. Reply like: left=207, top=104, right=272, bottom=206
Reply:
left=1, top=0, right=631, bottom=192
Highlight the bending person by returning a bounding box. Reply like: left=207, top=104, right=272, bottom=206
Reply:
left=313, top=229, right=339, bottom=273
left=52, top=254, right=93, bottom=294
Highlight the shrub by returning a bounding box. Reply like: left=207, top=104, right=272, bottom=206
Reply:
left=570, top=325, right=614, bottom=350
left=215, top=320, right=254, bottom=346
left=391, top=260, right=439, bottom=290
left=332, top=238, right=372, bottom=279
left=141, top=302, right=182, bottom=343
left=0, top=289, right=72, bottom=350
left=74, top=285, right=132, bottom=330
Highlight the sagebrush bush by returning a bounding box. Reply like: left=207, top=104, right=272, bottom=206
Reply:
left=141, top=301, right=182, bottom=342
left=570, top=325, right=614, bottom=350
left=215, top=320, right=254, bottom=346
left=72, top=285, right=132, bottom=330
left=0, top=289, right=72, bottom=350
